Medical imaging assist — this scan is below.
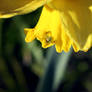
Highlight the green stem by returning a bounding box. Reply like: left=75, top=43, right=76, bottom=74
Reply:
left=36, top=48, right=72, bottom=92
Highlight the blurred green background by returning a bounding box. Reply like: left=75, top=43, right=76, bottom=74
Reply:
left=0, top=7, right=92, bottom=92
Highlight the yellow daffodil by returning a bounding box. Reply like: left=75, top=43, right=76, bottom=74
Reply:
left=1, top=0, right=92, bottom=52
left=25, top=0, right=92, bottom=52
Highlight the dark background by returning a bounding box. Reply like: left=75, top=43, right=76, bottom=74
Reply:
left=0, top=7, right=92, bottom=92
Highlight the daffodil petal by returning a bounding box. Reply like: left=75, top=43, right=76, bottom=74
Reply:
left=0, top=0, right=51, bottom=18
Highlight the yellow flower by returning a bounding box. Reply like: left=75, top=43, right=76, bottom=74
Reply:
left=0, top=0, right=49, bottom=18
left=25, top=0, right=92, bottom=52
left=1, top=0, right=92, bottom=52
